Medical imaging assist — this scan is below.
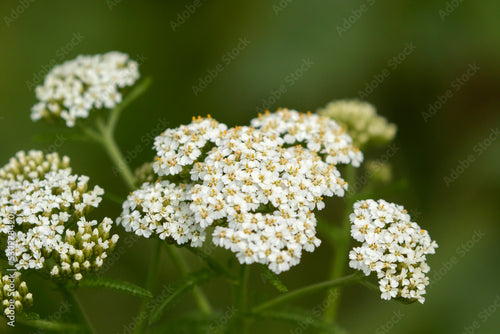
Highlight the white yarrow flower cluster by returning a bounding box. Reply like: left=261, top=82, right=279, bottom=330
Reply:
left=251, top=109, right=363, bottom=166
left=318, top=99, right=396, bottom=147
left=348, top=199, right=437, bottom=303
left=0, top=151, right=119, bottom=281
left=31, top=51, right=140, bottom=127
left=153, top=116, right=228, bottom=176
left=119, top=110, right=363, bottom=273
left=118, top=181, right=205, bottom=246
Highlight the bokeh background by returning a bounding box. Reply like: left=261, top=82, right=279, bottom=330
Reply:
left=1, top=1, right=499, bottom=333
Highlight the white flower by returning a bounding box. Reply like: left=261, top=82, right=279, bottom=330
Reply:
left=0, top=150, right=119, bottom=280
left=31, top=52, right=140, bottom=127
left=348, top=199, right=438, bottom=303
left=153, top=116, right=227, bottom=177
left=120, top=110, right=363, bottom=274
left=380, top=277, right=399, bottom=300
left=250, top=109, right=363, bottom=167
left=117, top=181, right=206, bottom=247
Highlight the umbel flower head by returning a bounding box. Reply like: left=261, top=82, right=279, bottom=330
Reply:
left=318, top=99, right=396, bottom=148
left=0, top=270, right=33, bottom=317
left=0, top=150, right=70, bottom=182
left=31, top=51, right=140, bottom=127
left=118, top=109, right=363, bottom=273
left=348, top=199, right=438, bottom=303
left=0, top=150, right=119, bottom=282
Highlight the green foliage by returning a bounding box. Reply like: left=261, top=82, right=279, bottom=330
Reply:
left=18, top=318, right=83, bottom=332
left=259, top=265, right=288, bottom=293
left=252, top=309, right=348, bottom=334
left=149, top=269, right=216, bottom=324
left=77, top=276, right=153, bottom=299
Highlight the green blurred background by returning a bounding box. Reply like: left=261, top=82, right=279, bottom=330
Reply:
left=1, top=0, right=499, bottom=333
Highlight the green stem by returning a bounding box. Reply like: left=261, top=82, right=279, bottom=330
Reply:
left=237, top=266, right=249, bottom=312
left=103, top=191, right=126, bottom=205
left=323, top=165, right=357, bottom=323
left=165, top=245, right=212, bottom=315
left=133, top=240, right=162, bottom=334
left=108, top=77, right=152, bottom=133
left=95, top=119, right=135, bottom=191
left=359, top=279, right=379, bottom=293
left=81, top=78, right=152, bottom=191
left=236, top=266, right=250, bottom=334
left=60, top=285, right=95, bottom=334
left=252, top=273, right=362, bottom=313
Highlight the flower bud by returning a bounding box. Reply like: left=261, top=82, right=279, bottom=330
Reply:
left=12, top=272, right=21, bottom=286
left=14, top=300, right=23, bottom=312
left=72, top=262, right=80, bottom=273
left=82, top=261, right=91, bottom=271
left=74, top=250, right=84, bottom=263
left=65, top=230, right=76, bottom=246
left=23, top=293, right=33, bottom=308
left=18, top=282, right=29, bottom=296
left=61, top=262, right=71, bottom=276
left=12, top=291, right=21, bottom=301
left=50, top=265, right=60, bottom=277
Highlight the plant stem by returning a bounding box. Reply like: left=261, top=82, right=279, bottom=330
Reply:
left=133, top=240, right=162, bottom=334
left=252, top=273, right=362, bottom=313
left=81, top=78, right=152, bottom=191
left=107, top=77, right=152, bottom=133
left=60, top=285, right=95, bottom=334
left=95, top=119, right=135, bottom=191
left=165, top=245, right=212, bottom=315
left=323, top=165, right=357, bottom=324
left=236, top=265, right=250, bottom=334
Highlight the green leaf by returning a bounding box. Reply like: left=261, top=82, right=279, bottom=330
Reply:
left=18, top=318, right=83, bottom=332
left=149, top=269, right=215, bottom=324
left=187, top=247, right=238, bottom=283
left=252, top=310, right=336, bottom=333
left=77, top=276, right=153, bottom=299
left=252, top=273, right=363, bottom=313
left=259, top=265, right=288, bottom=293
left=148, top=312, right=218, bottom=334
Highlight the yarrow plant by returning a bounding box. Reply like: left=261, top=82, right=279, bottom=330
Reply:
left=0, top=51, right=437, bottom=334
left=318, top=99, right=397, bottom=148
left=0, top=150, right=118, bottom=280
left=31, top=51, right=139, bottom=127
left=119, top=111, right=362, bottom=274
left=348, top=199, right=437, bottom=303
